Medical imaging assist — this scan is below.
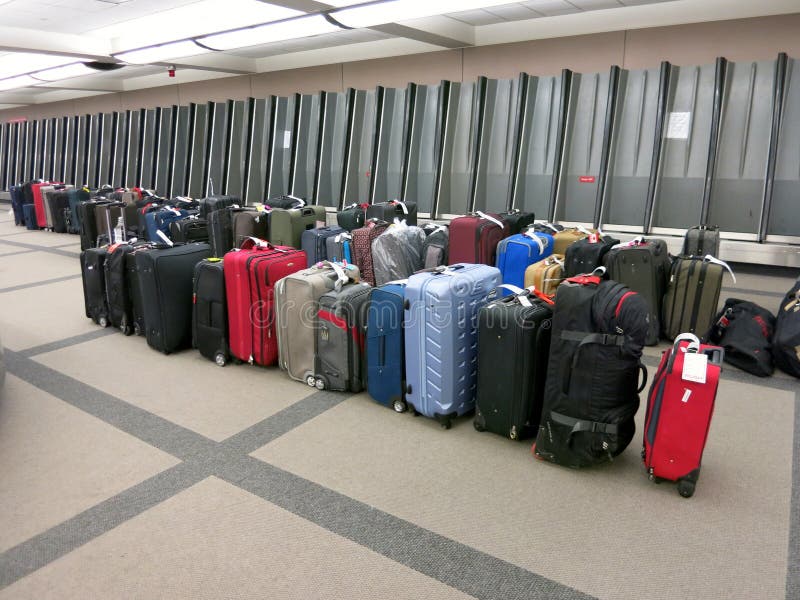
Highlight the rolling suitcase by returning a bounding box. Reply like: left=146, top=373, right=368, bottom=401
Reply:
left=231, top=209, right=268, bottom=249
left=95, top=201, right=127, bottom=244
left=682, top=225, right=720, bottom=258
left=275, top=261, right=361, bottom=383
left=199, top=194, right=239, bottom=219
left=314, top=281, right=373, bottom=392
left=662, top=255, right=734, bottom=340
left=366, top=282, right=407, bottom=411
left=224, top=238, right=306, bottom=367
left=495, top=230, right=554, bottom=291
left=474, top=286, right=554, bottom=440
left=773, top=278, right=800, bottom=378
left=104, top=242, right=139, bottom=335
left=268, top=205, right=326, bottom=248
left=67, top=188, right=90, bottom=234
left=80, top=246, right=111, bottom=327
left=563, top=233, right=619, bottom=278
left=301, top=225, right=345, bottom=267
left=499, top=210, right=536, bottom=235
left=24, top=204, right=39, bottom=230
left=264, top=195, right=306, bottom=210
left=550, top=226, right=591, bottom=255
left=78, top=200, right=110, bottom=249
left=371, top=224, right=426, bottom=286
left=404, top=264, right=502, bottom=429
left=533, top=270, right=649, bottom=468
left=193, top=258, right=229, bottom=366
left=135, top=242, right=212, bottom=354
left=366, top=200, right=417, bottom=226
left=208, top=207, right=234, bottom=257
left=10, top=185, right=25, bottom=226
left=421, top=224, right=448, bottom=268
left=31, top=182, right=53, bottom=229
left=325, top=232, right=353, bottom=263
left=125, top=246, right=152, bottom=336
left=170, top=216, right=209, bottom=244
left=49, top=191, right=72, bottom=234
left=153, top=207, right=191, bottom=240
left=524, top=254, right=565, bottom=296
left=43, top=185, right=71, bottom=230
left=351, top=219, right=389, bottom=286
left=337, top=203, right=368, bottom=231
left=706, top=299, right=776, bottom=377
left=643, top=334, right=724, bottom=497
left=448, top=213, right=510, bottom=266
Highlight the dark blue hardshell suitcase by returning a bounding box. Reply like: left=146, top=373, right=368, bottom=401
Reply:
left=367, top=282, right=407, bottom=411
left=301, top=226, right=345, bottom=267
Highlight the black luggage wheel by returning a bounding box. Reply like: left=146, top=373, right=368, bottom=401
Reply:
left=678, top=479, right=695, bottom=498
left=214, top=352, right=227, bottom=367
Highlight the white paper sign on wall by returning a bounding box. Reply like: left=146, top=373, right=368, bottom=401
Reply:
left=666, top=112, right=691, bottom=139
left=283, top=130, right=292, bottom=149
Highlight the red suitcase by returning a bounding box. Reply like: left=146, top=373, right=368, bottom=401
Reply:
left=224, top=238, right=306, bottom=366
left=448, top=212, right=510, bottom=266
left=643, top=333, right=724, bottom=497
left=351, top=219, right=389, bottom=286
left=32, top=182, right=55, bottom=229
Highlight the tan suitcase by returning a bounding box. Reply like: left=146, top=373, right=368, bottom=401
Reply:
left=524, top=254, right=565, bottom=296
left=552, top=228, right=593, bottom=255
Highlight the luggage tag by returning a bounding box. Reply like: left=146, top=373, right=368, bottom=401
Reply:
left=522, top=229, right=547, bottom=254
left=682, top=353, right=708, bottom=384
left=703, top=255, right=737, bottom=284
left=475, top=211, right=504, bottom=228
left=155, top=230, right=174, bottom=247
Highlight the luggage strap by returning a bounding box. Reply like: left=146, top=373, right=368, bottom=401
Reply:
left=561, top=331, right=624, bottom=347
left=550, top=411, right=619, bottom=436
left=703, top=254, right=736, bottom=283
left=475, top=211, right=504, bottom=228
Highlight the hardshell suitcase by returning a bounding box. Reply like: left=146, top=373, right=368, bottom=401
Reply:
left=80, top=246, right=111, bottom=327
left=104, top=242, right=139, bottom=335
left=371, top=224, right=426, bottom=286
left=643, top=334, right=723, bottom=498
left=404, top=264, right=502, bottom=429
left=495, top=230, right=554, bottom=291
left=351, top=219, right=390, bottom=286
left=325, top=232, right=353, bottom=263
left=524, top=254, right=565, bottom=296
left=366, top=283, right=407, bottom=411
left=231, top=209, right=268, bottom=249
left=135, top=242, right=212, bottom=354
left=563, top=233, right=620, bottom=278
left=224, top=239, right=306, bottom=366
left=31, top=182, right=53, bottom=229
left=314, top=281, right=373, bottom=392
left=662, top=256, right=733, bottom=340
left=208, top=207, right=234, bottom=257
left=422, top=225, right=448, bottom=268
left=499, top=210, right=536, bottom=235
left=448, top=213, right=510, bottom=266
left=683, top=225, right=720, bottom=258
left=474, top=286, right=554, bottom=441
left=193, top=258, right=229, bottom=366
left=366, top=200, right=417, bottom=226
left=199, top=195, right=239, bottom=219
left=773, top=278, right=800, bottom=378
left=24, top=203, right=39, bottom=230
left=337, top=203, right=368, bottom=231
left=275, top=262, right=361, bottom=383
left=301, top=226, right=345, bottom=267
left=268, top=205, right=326, bottom=248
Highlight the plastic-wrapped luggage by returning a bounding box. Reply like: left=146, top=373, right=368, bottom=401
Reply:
left=371, top=223, right=425, bottom=286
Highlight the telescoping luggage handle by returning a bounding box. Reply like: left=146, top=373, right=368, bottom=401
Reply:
left=239, top=236, right=289, bottom=252
left=667, top=333, right=724, bottom=373
left=319, top=260, right=352, bottom=291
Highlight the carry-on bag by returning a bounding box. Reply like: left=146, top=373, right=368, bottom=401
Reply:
left=421, top=224, right=448, bottom=268
left=547, top=225, right=591, bottom=255
left=662, top=255, right=735, bottom=340
left=264, top=195, right=306, bottom=210
left=448, top=212, right=510, bottom=266
left=366, top=200, right=417, bottom=226
left=563, top=233, right=620, bottom=278
left=23, top=203, right=39, bottom=230
left=705, top=298, right=776, bottom=377
left=31, top=182, right=53, bottom=229
left=208, top=207, right=235, bottom=257
left=49, top=191, right=72, bottom=234
left=95, top=201, right=128, bottom=244
left=125, top=245, right=153, bottom=336
left=301, top=226, right=345, bottom=267
left=135, top=242, right=212, bottom=354
left=371, top=223, right=426, bottom=286
left=325, top=231, right=353, bottom=263
left=104, top=242, right=140, bottom=335
left=337, top=203, right=368, bottom=231
left=268, top=205, right=326, bottom=248
left=533, top=269, right=649, bottom=468
left=275, top=261, right=361, bottom=383
left=474, top=285, right=554, bottom=441
left=199, top=194, right=239, bottom=219
left=351, top=219, right=390, bottom=286
left=404, top=263, right=502, bottom=429
left=682, top=225, right=720, bottom=258
left=524, top=254, right=565, bottom=296
left=314, top=281, right=373, bottom=392
left=78, top=199, right=112, bottom=249
left=81, top=246, right=111, bottom=327
left=10, top=185, right=25, bottom=226
left=151, top=207, right=191, bottom=241
left=231, top=209, right=268, bottom=249
left=773, top=278, right=800, bottom=378
left=43, top=185, right=72, bottom=230
left=496, top=229, right=554, bottom=290
left=643, top=334, right=723, bottom=497
left=224, top=238, right=306, bottom=367
left=193, top=258, right=229, bottom=366
left=170, top=216, right=209, bottom=244
left=366, top=282, right=407, bottom=411
left=67, top=188, right=90, bottom=234
left=499, top=210, right=536, bottom=235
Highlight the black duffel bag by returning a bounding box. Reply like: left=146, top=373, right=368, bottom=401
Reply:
left=706, top=298, right=776, bottom=377
left=772, top=280, right=800, bottom=378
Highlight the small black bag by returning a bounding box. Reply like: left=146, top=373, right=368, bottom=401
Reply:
left=772, top=280, right=800, bottom=378
left=706, top=298, right=776, bottom=377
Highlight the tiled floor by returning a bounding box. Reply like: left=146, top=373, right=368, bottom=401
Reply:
left=0, top=213, right=797, bottom=599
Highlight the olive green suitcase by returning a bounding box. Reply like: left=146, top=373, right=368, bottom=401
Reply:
left=268, top=206, right=326, bottom=249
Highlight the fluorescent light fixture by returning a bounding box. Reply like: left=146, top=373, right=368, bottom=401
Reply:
left=323, top=0, right=371, bottom=5
left=197, top=14, right=342, bottom=50
left=331, top=0, right=519, bottom=28
left=115, top=40, right=211, bottom=65
left=0, top=74, right=38, bottom=91
left=32, top=63, right=97, bottom=82
left=0, top=52, right=77, bottom=79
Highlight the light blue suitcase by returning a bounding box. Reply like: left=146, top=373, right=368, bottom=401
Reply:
left=496, top=231, right=554, bottom=292
left=403, top=264, right=502, bottom=429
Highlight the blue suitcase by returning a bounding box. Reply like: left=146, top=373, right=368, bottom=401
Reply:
left=496, top=231, right=554, bottom=291
left=366, top=282, right=407, bottom=411
left=23, top=203, right=39, bottom=230
left=403, top=263, right=501, bottom=429
left=301, top=226, right=345, bottom=267
left=10, top=185, right=25, bottom=226
left=144, top=207, right=189, bottom=241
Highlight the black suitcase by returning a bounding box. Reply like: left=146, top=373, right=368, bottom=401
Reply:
left=773, top=278, right=800, bottom=378
left=421, top=225, right=448, bottom=268
left=337, top=203, right=368, bottom=231
left=563, top=234, right=620, bottom=278
left=199, top=194, right=238, bottom=219
left=170, top=217, right=209, bottom=244
left=231, top=209, right=268, bottom=249
left=265, top=195, right=305, bottom=210
left=499, top=210, right=536, bottom=235
left=208, top=208, right=234, bottom=257
left=474, top=288, right=553, bottom=441
left=366, top=201, right=417, bottom=226
left=48, top=190, right=71, bottom=233
left=682, top=225, right=720, bottom=258
left=104, top=243, right=140, bottom=335
left=135, top=243, right=212, bottom=354
left=78, top=199, right=111, bottom=250
left=192, top=258, right=229, bottom=366
left=125, top=246, right=153, bottom=336
left=80, top=247, right=111, bottom=327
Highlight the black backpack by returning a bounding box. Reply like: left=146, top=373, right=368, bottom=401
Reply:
left=706, top=298, right=776, bottom=377
left=563, top=234, right=620, bottom=278
left=535, top=270, right=649, bottom=468
left=773, top=279, right=800, bottom=378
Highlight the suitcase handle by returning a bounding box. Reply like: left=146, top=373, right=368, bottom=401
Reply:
left=240, top=236, right=273, bottom=250
left=637, top=363, right=648, bottom=393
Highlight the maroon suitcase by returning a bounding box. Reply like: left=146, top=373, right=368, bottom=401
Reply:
left=351, top=219, right=389, bottom=286
left=448, top=212, right=510, bottom=266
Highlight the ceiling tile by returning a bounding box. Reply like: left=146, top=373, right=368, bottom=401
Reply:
left=522, top=0, right=581, bottom=16
left=446, top=9, right=507, bottom=26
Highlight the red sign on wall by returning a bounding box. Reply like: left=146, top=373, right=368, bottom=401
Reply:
left=579, top=176, right=596, bottom=183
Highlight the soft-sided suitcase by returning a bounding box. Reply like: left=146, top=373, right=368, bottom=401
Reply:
left=662, top=255, right=734, bottom=340
left=603, top=238, right=671, bottom=346
left=314, top=281, right=373, bottom=392
left=264, top=195, right=306, bottom=210
left=170, top=217, right=209, bottom=244
left=23, top=204, right=39, bottom=230
left=337, top=203, right=368, bottom=231
left=135, top=242, right=212, bottom=354
left=268, top=205, right=326, bottom=249
left=366, top=283, right=407, bottom=411
left=563, top=233, right=620, bottom=278
left=499, top=210, right=536, bottom=235
left=78, top=200, right=111, bottom=248
left=533, top=270, right=649, bottom=468
left=448, top=213, right=510, bottom=266
left=275, top=262, right=360, bottom=383
left=104, top=242, right=139, bottom=335
left=404, top=264, right=502, bottom=429
left=773, top=278, right=800, bottom=378
left=474, top=286, right=554, bottom=441
left=231, top=209, right=268, bottom=249
left=524, top=254, right=565, bottom=296
left=199, top=195, right=239, bottom=219
left=208, top=207, right=234, bottom=257
left=371, top=224, right=426, bottom=286
left=224, top=239, right=306, bottom=366
left=95, top=201, right=128, bottom=244
left=67, top=188, right=90, bottom=234
left=682, top=225, right=720, bottom=258
left=80, top=246, right=111, bottom=327
left=301, top=226, right=345, bottom=267
left=10, top=185, right=25, bottom=226
left=193, top=258, right=229, bottom=366
left=325, top=232, right=353, bottom=263
left=421, top=225, right=448, bottom=268
left=551, top=226, right=591, bottom=255
left=366, top=200, right=417, bottom=226
left=495, top=230, right=554, bottom=291
left=125, top=246, right=152, bottom=336
left=49, top=191, right=72, bottom=234
left=152, top=207, right=190, bottom=241
left=643, top=334, right=723, bottom=498
left=351, top=219, right=390, bottom=286
left=705, top=298, right=776, bottom=377
left=31, top=182, right=52, bottom=229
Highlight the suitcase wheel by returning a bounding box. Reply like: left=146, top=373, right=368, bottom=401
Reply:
left=133, top=323, right=142, bottom=336
left=314, top=378, right=326, bottom=391
left=121, top=324, right=133, bottom=336
left=98, top=316, right=108, bottom=328
left=678, top=479, right=695, bottom=498
left=392, top=399, right=407, bottom=413
left=214, top=352, right=227, bottom=368
left=473, top=412, right=486, bottom=432
left=306, top=375, right=317, bottom=387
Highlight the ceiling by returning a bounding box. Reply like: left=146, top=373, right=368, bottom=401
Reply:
left=0, top=0, right=796, bottom=108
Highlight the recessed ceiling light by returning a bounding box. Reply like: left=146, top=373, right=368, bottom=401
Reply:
left=331, top=0, right=527, bottom=28
left=115, top=40, right=211, bottom=65
left=0, top=74, right=38, bottom=91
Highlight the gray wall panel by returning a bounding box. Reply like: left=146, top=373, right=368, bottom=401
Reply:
left=403, top=83, right=440, bottom=215
left=371, top=87, right=407, bottom=204
left=436, top=82, right=478, bottom=216
left=290, top=93, right=321, bottom=201
left=315, top=92, right=348, bottom=208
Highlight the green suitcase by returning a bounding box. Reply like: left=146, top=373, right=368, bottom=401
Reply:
left=268, top=205, right=326, bottom=249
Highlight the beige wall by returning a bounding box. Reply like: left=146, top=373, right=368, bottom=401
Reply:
left=1, top=12, right=798, bottom=123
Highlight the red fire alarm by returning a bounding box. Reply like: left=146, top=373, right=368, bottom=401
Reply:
left=168, top=65, right=176, bottom=78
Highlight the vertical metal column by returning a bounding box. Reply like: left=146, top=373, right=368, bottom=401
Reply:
left=594, top=65, right=622, bottom=228
left=758, top=53, right=789, bottom=242
left=548, top=69, right=573, bottom=223
left=644, top=62, right=672, bottom=233
left=367, top=86, right=385, bottom=204
left=431, top=80, right=452, bottom=218
left=699, top=56, right=728, bottom=225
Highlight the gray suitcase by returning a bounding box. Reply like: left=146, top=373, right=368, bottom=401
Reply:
left=371, top=225, right=426, bottom=286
